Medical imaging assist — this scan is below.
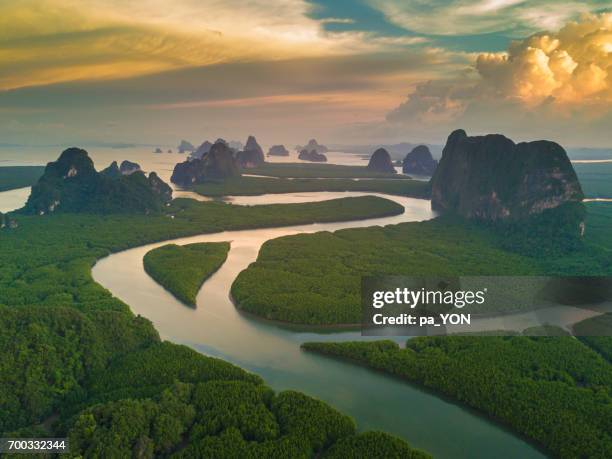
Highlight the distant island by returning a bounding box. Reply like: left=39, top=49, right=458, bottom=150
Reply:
left=367, top=148, right=396, bottom=174
left=268, top=144, right=289, bottom=156
left=402, top=145, right=438, bottom=176
left=296, top=139, right=328, bottom=154
left=236, top=135, right=265, bottom=168
left=177, top=140, right=195, bottom=153
left=172, top=141, right=240, bottom=186
left=299, top=149, right=327, bottom=162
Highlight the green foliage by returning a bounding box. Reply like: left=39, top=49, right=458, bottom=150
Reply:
left=303, top=336, right=612, bottom=459
left=144, top=242, right=230, bottom=305
left=0, top=305, right=158, bottom=433
left=232, top=217, right=542, bottom=324
left=0, top=196, right=401, bottom=311
left=67, top=377, right=418, bottom=458
left=194, top=176, right=430, bottom=198
left=84, top=342, right=261, bottom=405
left=0, top=166, right=45, bottom=192
left=232, top=203, right=612, bottom=325
left=323, top=431, right=432, bottom=459
left=246, top=162, right=408, bottom=179
left=492, top=202, right=587, bottom=257
left=69, top=383, right=196, bottom=457
left=0, top=195, right=421, bottom=455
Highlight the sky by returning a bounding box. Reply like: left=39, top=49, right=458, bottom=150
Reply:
left=0, top=0, right=611, bottom=148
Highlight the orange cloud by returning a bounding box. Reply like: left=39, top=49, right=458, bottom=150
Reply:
left=0, top=0, right=431, bottom=91
left=476, top=13, right=611, bottom=105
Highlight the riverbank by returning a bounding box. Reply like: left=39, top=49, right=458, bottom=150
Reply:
left=194, top=176, right=431, bottom=198
left=302, top=335, right=612, bottom=458
left=92, top=193, right=544, bottom=459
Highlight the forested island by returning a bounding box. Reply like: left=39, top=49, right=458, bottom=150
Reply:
left=194, top=176, right=429, bottom=198
left=144, top=242, right=230, bottom=306
left=244, top=162, right=405, bottom=179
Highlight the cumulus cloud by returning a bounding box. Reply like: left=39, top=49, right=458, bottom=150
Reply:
left=475, top=13, right=611, bottom=104
left=385, top=13, right=612, bottom=146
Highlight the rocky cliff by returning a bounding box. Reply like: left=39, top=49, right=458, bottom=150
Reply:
left=236, top=136, right=265, bottom=168
left=297, top=139, right=328, bottom=154
left=100, top=160, right=141, bottom=177
left=171, top=141, right=240, bottom=186
left=25, top=148, right=172, bottom=214
left=120, top=160, right=141, bottom=175
left=268, top=145, right=289, bottom=156
left=430, top=130, right=584, bottom=224
left=403, top=145, right=438, bottom=175
left=190, top=141, right=213, bottom=160
left=367, top=148, right=396, bottom=174
left=100, top=161, right=121, bottom=179
left=298, top=149, right=327, bottom=162
left=177, top=140, right=195, bottom=153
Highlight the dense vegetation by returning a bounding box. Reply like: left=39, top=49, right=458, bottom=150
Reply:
left=144, top=242, right=230, bottom=305
left=303, top=336, right=612, bottom=458
left=194, top=176, right=430, bottom=198
left=0, top=305, right=158, bottom=433
left=246, top=162, right=406, bottom=179
left=575, top=162, right=612, bottom=199
left=0, top=166, right=45, bottom=192
left=63, top=341, right=397, bottom=458
left=1, top=196, right=402, bottom=311
left=232, top=203, right=612, bottom=325
left=231, top=217, right=541, bottom=324
left=0, top=194, right=424, bottom=455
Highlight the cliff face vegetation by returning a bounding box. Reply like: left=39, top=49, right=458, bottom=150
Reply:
left=25, top=148, right=172, bottom=215
left=430, top=130, right=585, bottom=233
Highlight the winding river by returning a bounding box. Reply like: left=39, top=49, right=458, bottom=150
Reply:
left=90, top=191, right=547, bottom=459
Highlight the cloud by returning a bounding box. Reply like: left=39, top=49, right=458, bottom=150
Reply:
left=475, top=13, right=611, bottom=105
left=368, top=0, right=607, bottom=36
left=384, top=12, right=612, bottom=146
left=0, top=0, right=409, bottom=91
